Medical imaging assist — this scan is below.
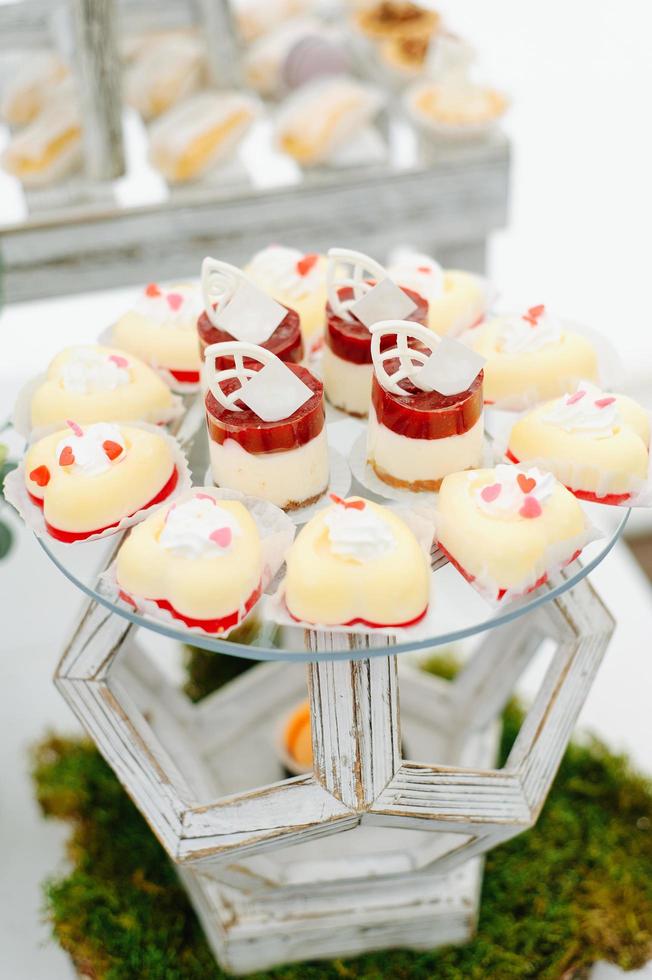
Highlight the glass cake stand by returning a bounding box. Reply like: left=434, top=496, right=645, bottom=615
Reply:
left=39, top=402, right=623, bottom=974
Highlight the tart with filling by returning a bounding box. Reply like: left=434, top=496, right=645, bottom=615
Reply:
left=24, top=421, right=179, bottom=542
left=112, top=283, right=203, bottom=385
left=507, top=382, right=650, bottom=505
left=116, top=490, right=263, bottom=633
left=284, top=494, right=429, bottom=627
left=355, top=2, right=440, bottom=42
left=29, top=345, right=177, bottom=431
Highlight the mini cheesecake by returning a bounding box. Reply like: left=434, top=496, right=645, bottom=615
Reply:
left=116, top=490, right=263, bottom=634
left=323, top=286, right=428, bottom=417
left=507, top=383, right=650, bottom=505
left=198, top=302, right=304, bottom=372
left=24, top=421, right=179, bottom=542
left=112, top=282, right=203, bottom=385
left=367, top=358, right=484, bottom=491
left=284, top=495, right=430, bottom=627
left=205, top=363, right=328, bottom=510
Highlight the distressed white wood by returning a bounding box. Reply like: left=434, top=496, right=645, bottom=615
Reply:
left=196, top=0, right=241, bottom=89
left=69, top=0, right=125, bottom=180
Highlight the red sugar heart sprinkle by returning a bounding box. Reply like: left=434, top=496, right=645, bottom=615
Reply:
left=210, top=526, right=232, bottom=548
left=59, top=446, right=75, bottom=467
left=330, top=493, right=366, bottom=510
left=417, top=265, right=432, bottom=273
left=520, top=496, right=542, bottom=519
left=103, top=440, right=123, bottom=461
left=66, top=419, right=83, bottom=437
left=145, top=283, right=161, bottom=297
left=517, top=473, right=537, bottom=494
left=166, top=292, right=183, bottom=311
left=108, top=354, right=129, bottom=369
left=296, top=253, right=319, bottom=276
left=481, top=482, right=501, bottom=503
left=566, top=390, right=586, bottom=405
left=195, top=492, right=216, bottom=502
left=523, top=303, right=545, bottom=326
left=595, top=396, right=616, bottom=408
left=29, top=465, right=50, bottom=487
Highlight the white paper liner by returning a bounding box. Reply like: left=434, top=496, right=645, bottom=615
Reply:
left=265, top=502, right=438, bottom=640
left=98, top=323, right=201, bottom=394
left=349, top=429, right=494, bottom=506
left=12, top=367, right=185, bottom=440
left=492, top=406, right=652, bottom=509
left=98, top=487, right=296, bottom=638
left=4, top=422, right=192, bottom=546
left=204, top=445, right=351, bottom=526
left=434, top=505, right=602, bottom=607
left=459, top=319, right=623, bottom=412
left=404, top=81, right=508, bottom=141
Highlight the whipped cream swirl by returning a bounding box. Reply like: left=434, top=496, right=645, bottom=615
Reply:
left=324, top=498, right=396, bottom=562
left=56, top=422, right=126, bottom=477
left=160, top=495, right=242, bottom=558
left=247, top=245, right=322, bottom=300
left=388, top=249, right=444, bottom=303
left=60, top=347, right=130, bottom=394
left=542, top=382, right=618, bottom=438
left=497, top=305, right=563, bottom=354
left=133, top=283, right=202, bottom=329
left=475, top=465, right=555, bottom=518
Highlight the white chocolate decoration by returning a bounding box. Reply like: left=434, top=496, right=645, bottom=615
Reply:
left=326, top=247, right=388, bottom=319
left=371, top=320, right=484, bottom=397
left=55, top=421, right=126, bottom=477
left=201, top=256, right=287, bottom=343
left=204, top=341, right=312, bottom=421
left=59, top=348, right=130, bottom=394
left=474, top=465, right=555, bottom=519
left=541, top=382, right=618, bottom=436
left=159, top=496, right=242, bottom=558
left=497, top=305, right=563, bottom=354
left=350, top=277, right=417, bottom=330
left=324, top=494, right=396, bottom=562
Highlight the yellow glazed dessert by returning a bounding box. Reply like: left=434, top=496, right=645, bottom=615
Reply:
left=112, top=283, right=203, bottom=385
left=125, top=34, right=204, bottom=120
left=116, top=489, right=263, bottom=633
left=244, top=245, right=327, bottom=345
left=0, top=52, right=69, bottom=126
left=507, top=382, right=650, bottom=504
left=285, top=494, right=430, bottom=626
left=30, top=345, right=177, bottom=430
left=24, top=421, right=179, bottom=542
left=436, top=465, right=590, bottom=600
left=463, top=305, right=599, bottom=408
left=409, top=81, right=506, bottom=127
left=388, top=251, right=486, bottom=336
left=2, top=93, right=81, bottom=187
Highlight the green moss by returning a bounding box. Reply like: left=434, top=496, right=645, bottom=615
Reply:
left=33, top=656, right=652, bottom=979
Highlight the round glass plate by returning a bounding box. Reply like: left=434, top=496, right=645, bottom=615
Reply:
left=36, top=412, right=629, bottom=663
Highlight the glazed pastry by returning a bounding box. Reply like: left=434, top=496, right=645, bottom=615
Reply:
left=29, top=345, right=177, bottom=430
left=323, top=248, right=428, bottom=416
left=0, top=51, right=68, bottom=126
left=436, top=465, right=591, bottom=600
left=125, top=34, right=205, bottom=120
left=380, top=34, right=431, bottom=76
left=388, top=249, right=486, bottom=336
left=408, top=79, right=507, bottom=129
left=149, top=91, right=258, bottom=183
left=507, top=382, right=650, bottom=505
left=367, top=320, right=485, bottom=491
left=275, top=76, right=382, bottom=166
left=354, top=2, right=440, bottom=41
left=285, top=494, right=430, bottom=627
left=116, top=489, right=263, bottom=633
left=23, top=421, right=179, bottom=542
left=204, top=341, right=328, bottom=510
left=112, top=283, right=203, bottom=385
left=244, top=245, right=327, bottom=345
left=2, top=89, right=81, bottom=187
left=199, top=257, right=304, bottom=371
left=462, top=305, right=599, bottom=408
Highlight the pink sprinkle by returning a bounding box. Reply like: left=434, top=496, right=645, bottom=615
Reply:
left=566, top=390, right=586, bottom=405
left=166, top=292, right=183, bottom=312
left=481, top=483, right=502, bottom=503
left=108, top=354, right=129, bottom=369
left=210, top=527, right=232, bottom=549
left=66, top=419, right=83, bottom=437
left=595, top=396, right=616, bottom=408
left=520, top=496, right=542, bottom=519
left=195, top=492, right=216, bottom=503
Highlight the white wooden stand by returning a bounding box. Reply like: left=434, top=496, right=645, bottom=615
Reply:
left=54, top=571, right=613, bottom=975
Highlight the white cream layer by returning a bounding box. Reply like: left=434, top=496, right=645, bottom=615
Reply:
left=322, top=346, right=372, bottom=417
left=209, top=428, right=329, bottom=508
left=367, top=410, right=484, bottom=483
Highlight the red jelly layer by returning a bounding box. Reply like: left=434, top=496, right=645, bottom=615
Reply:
left=35, top=466, right=179, bottom=542
left=438, top=541, right=583, bottom=601
left=197, top=304, right=303, bottom=369
left=325, top=286, right=428, bottom=365
left=505, top=449, right=632, bottom=505
left=206, top=363, right=324, bottom=455
left=371, top=367, right=483, bottom=440
left=167, top=367, right=201, bottom=384
left=286, top=599, right=428, bottom=630
left=120, top=583, right=262, bottom=634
